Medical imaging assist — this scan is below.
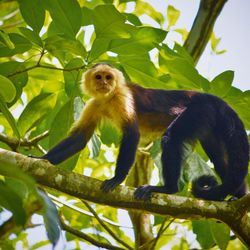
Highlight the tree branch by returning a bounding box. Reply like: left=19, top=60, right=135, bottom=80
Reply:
left=0, top=131, right=49, bottom=151
left=81, top=200, right=133, bottom=250
left=0, top=149, right=249, bottom=247
left=183, top=0, right=228, bottom=65
left=59, top=215, right=125, bottom=250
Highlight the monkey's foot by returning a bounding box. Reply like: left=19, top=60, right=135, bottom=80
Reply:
left=134, top=185, right=153, bottom=200
left=101, top=177, right=123, bottom=193
left=134, top=185, right=178, bottom=201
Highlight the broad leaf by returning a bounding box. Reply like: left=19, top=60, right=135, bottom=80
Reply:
left=18, top=0, right=45, bottom=33
left=210, top=221, right=230, bottom=250
left=63, top=58, right=84, bottom=98
left=159, top=44, right=203, bottom=90
left=209, top=70, right=234, bottom=97
left=0, top=33, right=32, bottom=57
left=18, top=93, right=57, bottom=136
left=134, top=0, right=163, bottom=25
left=0, top=75, right=16, bottom=103
left=192, top=220, right=215, bottom=249
left=100, top=120, right=121, bottom=147
left=0, top=181, right=27, bottom=226
left=38, top=190, right=61, bottom=246
left=0, top=95, right=20, bottom=138
left=110, top=27, right=167, bottom=55
left=119, top=55, right=167, bottom=89
left=92, top=5, right=134, bottom=39
left=45, top=35, right=86, bottom=58
left=167, top=5, right=180, bottom=29
left=49, top=97, right=84, bottom=170
left=43, top=0, right=82, bottom=38
left=19, top=27, right=43, bottom=47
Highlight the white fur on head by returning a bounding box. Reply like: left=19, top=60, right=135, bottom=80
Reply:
left=82, top=63, right=126, bottom=99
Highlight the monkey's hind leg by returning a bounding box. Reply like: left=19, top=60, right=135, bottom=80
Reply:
left=134, top=103, right=215, bottom=200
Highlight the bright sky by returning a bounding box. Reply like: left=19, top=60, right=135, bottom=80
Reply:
left=146, top=0, right=250, bottom=91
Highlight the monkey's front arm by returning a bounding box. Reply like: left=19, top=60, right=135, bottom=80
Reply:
left=38, top=132, right=88, bottom=165
left=101, top=122, right=140, bottom=192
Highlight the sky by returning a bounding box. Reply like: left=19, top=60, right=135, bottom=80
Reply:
left=146, top=0, right=250, bottom=91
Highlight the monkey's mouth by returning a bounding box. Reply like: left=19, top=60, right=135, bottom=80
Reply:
left=96, top=86, right=111, bottom=93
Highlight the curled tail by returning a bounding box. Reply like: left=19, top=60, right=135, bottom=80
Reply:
left=192, top=100, right=249, bottom=201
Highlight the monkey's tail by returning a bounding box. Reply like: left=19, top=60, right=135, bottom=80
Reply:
left=192, top=100, right=249, bottom=201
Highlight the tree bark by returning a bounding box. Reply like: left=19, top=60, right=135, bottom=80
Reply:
left=183, top=0, right=228, bottom=65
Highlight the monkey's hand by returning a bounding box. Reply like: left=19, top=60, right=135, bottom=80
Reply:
left=101, top=176, right=124, bottom=193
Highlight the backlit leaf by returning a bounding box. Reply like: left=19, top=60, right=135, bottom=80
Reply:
left=43, top=0, right=82, bottom=38
left=18, top=93, right=57, bottom=136
left=18, top=0, right=45, bottom=33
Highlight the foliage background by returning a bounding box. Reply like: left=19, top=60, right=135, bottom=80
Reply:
left=0, top=0, right=249, bottom=249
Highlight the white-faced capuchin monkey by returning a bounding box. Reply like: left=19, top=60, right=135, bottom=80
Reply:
left=31, top=63, right=249, bottom=201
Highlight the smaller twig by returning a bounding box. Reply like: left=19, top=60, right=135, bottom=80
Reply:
left=138, top=218, right=175, bottom=250
left=7, top=63, right=86, bottom=78
left=82, top=200, right=133, bottom=250
left=1, top=20, right=24, bottom=30
left=59, top=215, right=125, bottom=250
left=48, top=193, right=128, bottom=228
left=0, top=131, right=49, bottom=151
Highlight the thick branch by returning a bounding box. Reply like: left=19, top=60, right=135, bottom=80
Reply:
left=183, top=0, right=228, bottom=64
left=0, top=149, right=249, bottom=247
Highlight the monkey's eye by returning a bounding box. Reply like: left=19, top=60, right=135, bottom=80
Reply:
left=95, top=75, right=102, bottom=79
left=105, top=75, right=112, bottom=80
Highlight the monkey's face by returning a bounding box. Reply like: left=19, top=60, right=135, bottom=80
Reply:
left=93, top=71, right=115, bottom=94
left=83, top=64, right=124, bottom=99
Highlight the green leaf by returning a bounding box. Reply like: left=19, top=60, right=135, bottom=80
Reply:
left=18, top=93, right=57, bottom=136
left=119, top=55, right=167, bottom=89
left=209, top=221, right=230, bottom=250
left=210, top=32, right=226, bottom=55
left=63, top=58, right=84, bottom=98
left=88, top=38, right=111, bottom=62
left=0, top=30, right=15, bottom=49
left=18, top=0, right=45, bottom=33
left=123, top=13, right=142, bottom=26
left=82, top=7, right=93, bottom=26
left=181, top=143, right=215, bottom=187
left=159, top=44, right=203, bottom=90
left=45, top=35, right=86, bottom=58
left=0, top=75, right=16, bottom=103
left=209, top=70, right=234, bottom=97
left=110, top=27, right=167, bottom=55
left=0, top=181, right=27, bottom=226
left=100, top=120, right=121, bottom=147
left=192, top=220, right=215, bottom=249
left=0, top=95, right=20, bottom=138
left=0, top=61, right=28, bottom=107
left=92, top=5, right=134, bottom=39
left=88, top=133, right=101, bottom=159
left=167, top=5, right=180, bottom=29
left=43, top=0, right=82, bottom=38
left=0, top=33, right=32, bottom=57
left=38, top=190, right=61, bottom=246
left=134, top=0, right=163, bottom=25
left=19, top=27, right=43, bottom=47
left=0, top=161, right=36, bottom=192
left=49, top=98, right=83, bottom=170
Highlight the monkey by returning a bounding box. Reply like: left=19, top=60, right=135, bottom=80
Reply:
left=31, top=62, right=249, bottom=201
